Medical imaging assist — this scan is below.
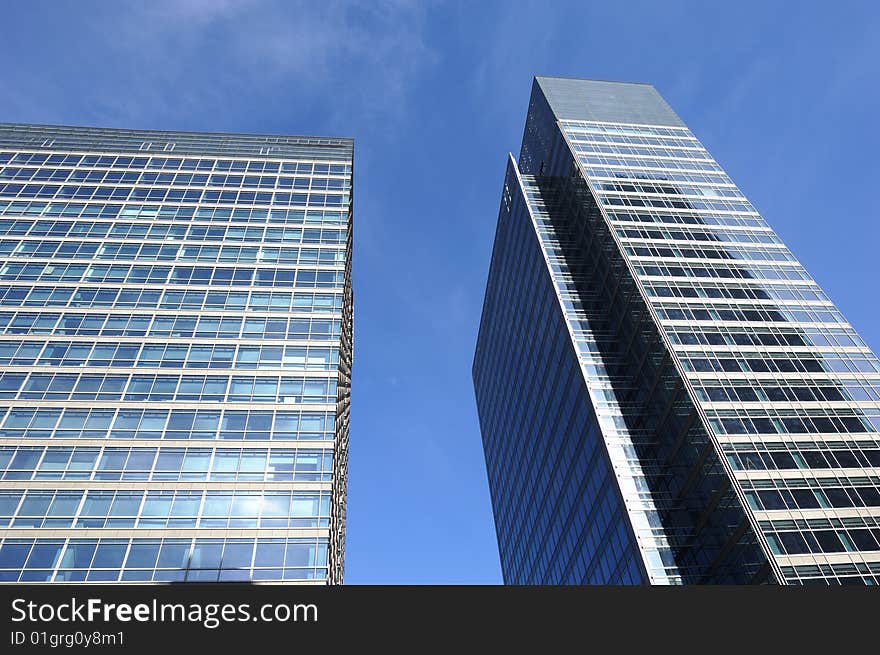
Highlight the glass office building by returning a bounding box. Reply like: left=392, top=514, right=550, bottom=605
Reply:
left=0, top=123, right=353, bottom=584
left=473, top=77, right=880, bottom=585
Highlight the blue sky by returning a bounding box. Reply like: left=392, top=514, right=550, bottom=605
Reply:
left=1, top=1, right=878, bottom=583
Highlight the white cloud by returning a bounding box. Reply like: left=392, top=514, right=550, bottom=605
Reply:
left=2, top=0, right=437, bottom=130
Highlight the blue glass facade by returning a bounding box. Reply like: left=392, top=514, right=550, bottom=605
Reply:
left=474, top=77, right=880, bottom=585
left=473, top=158, right=648, bottom=584
left=0, top=123, right=353, bottom=584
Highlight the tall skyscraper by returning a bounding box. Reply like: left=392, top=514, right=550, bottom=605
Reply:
left=0, top=123, right=353, bottom=584
left=473, top=77, right=880, bottom=585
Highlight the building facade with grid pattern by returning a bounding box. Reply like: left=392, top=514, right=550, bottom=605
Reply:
left=0, top=123, right=353, bottom=584
left=473, top=77, right=880, bottom=585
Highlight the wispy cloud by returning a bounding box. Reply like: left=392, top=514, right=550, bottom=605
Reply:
left=2, top=0, right=437, bottom=131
